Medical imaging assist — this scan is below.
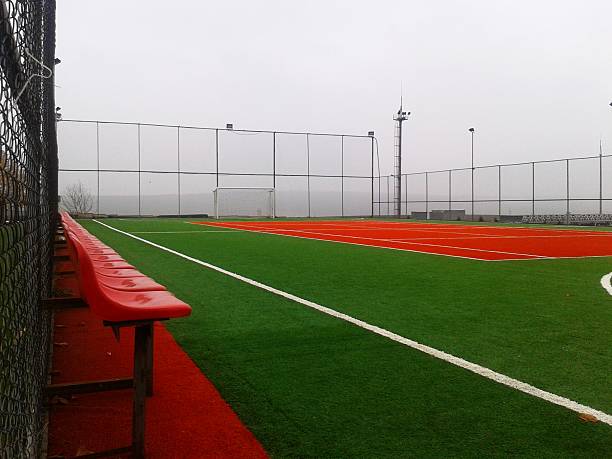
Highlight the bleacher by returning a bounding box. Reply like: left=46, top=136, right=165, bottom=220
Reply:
left=521, top=214, right=612, bottom=226
left=49, top=212, right=192, bottom=458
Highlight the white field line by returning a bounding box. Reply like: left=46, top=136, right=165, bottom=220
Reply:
left=204, top=223, right=545, bottom=259
left=601, top=273, right=612, bottom=296
left=231, top=220, right=612, bottom=236
left=131, top=230, right=238, bottom=234
left=194, top=224, right=487, bottom=261
left=391, top=234, right=612, bottom=241
left=94, top=218, right=612, bottom=425
left=202, top=223, right=612, bottom=261
left=214, top=224, right=501, bottom=237
left=213, top=224, right=612, bottom=238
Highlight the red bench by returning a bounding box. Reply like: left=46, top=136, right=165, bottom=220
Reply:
left=50, top=212, right=192, bottom=458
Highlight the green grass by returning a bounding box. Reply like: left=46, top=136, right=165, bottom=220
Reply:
left=81, top=218, right=612, bottom=457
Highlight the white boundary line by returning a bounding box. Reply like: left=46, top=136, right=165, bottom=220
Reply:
left=601, top=273, right=612, bottom=296
left=199, top=222, right=544, bottom=260
left=93, top=219, right=612, bottom=425
left=200, top=222, right=612, bottom=262
left=199, top=224, right=487, bottom=261
left=131, top=230, right=238, bottom=234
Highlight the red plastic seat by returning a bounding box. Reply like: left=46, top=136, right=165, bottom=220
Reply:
left=96, top=272, right=167, bottom=292
left=96, top=267, right=148, bottom=278
left=89, top=254, right=128, bottom=262
left=91, top=260, right=135, bottom=269
left=71, top=235, right=191, bottom=322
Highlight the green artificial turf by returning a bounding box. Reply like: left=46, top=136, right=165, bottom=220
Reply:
left=81, top=218, right=612, bottom=457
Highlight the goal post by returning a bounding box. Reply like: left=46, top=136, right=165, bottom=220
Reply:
left=213, top=187, right=276, bottom=219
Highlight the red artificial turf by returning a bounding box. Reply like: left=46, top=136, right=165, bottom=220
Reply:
left=47, top=308, right=268, bottom=459
left=197, top=220, right=612, bottom=261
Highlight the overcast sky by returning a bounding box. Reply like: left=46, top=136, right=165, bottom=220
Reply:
left=56, top=0, right=612, bottom=175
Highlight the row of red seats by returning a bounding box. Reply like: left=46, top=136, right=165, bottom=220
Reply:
left=61, top=212, right=191, bottom=323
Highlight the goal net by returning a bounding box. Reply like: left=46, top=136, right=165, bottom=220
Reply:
left=213, top=187, right=276, bottom=219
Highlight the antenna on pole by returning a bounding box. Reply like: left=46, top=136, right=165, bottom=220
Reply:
left=393, top=95, right=410, bottom=218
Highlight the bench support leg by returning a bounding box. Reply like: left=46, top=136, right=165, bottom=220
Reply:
left=132, top=325, right=150, bottom=459
left=146, top=322, right=154, bottom=397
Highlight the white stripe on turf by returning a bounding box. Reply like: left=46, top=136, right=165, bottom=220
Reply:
left=93, top=219, right=612, bottom=426
left=601, top=273, right=612, bottom=296
left=131, top=230, right=238, bottom=234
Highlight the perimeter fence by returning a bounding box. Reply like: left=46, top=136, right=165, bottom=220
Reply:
left=374, top=154, right=612, bottom=220
left=0, top=0, right=58, bottom=457
left=58, top=120, right=376, bottom=218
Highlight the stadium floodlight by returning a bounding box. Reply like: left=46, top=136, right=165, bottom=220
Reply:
left=213, top=187, right=275, bottom=219
left=368, top=131, right=375, bottom=137
left=226, top=123, right=233, bottom=130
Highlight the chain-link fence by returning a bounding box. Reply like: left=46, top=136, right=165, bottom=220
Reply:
left=374, top=154, right=612, bottom=220
left=57, top=120, right=376, bottom=218
left=0, top=0, right=57, bottom=457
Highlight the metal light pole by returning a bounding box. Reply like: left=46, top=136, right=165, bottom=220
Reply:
left=393, top=105, right=410, bottom=218
left=600, top=136, right=604, bottom=215
left=469, top=127, right=475, bottom=221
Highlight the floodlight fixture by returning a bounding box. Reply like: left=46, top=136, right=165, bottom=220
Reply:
left=368, top=131, right=375, bottom=137
left=226, top=123, right=233, bottom=130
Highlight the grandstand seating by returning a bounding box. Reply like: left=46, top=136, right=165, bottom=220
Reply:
left=51, top=212, right=192, bottom=458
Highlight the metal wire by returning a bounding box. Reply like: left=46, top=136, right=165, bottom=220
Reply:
left=375, top=154, right=612, bottom=219
left=0, top=1, right=57, bottom=457
left=57, top=120, right=377, bottom=218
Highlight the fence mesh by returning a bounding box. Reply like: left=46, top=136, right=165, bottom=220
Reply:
left=57, top=121, right=375, bottom=218
left=375, top=155, right=612, bottom=220
left=0, top=0, right=57, bottom=457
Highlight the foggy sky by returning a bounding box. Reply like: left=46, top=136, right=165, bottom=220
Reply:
left=56, top=0, right=612, bottom=176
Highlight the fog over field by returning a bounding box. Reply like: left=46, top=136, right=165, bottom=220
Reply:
left=56, top=0, right=612, bottom=217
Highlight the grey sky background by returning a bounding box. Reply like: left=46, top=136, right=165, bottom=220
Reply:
left=56, top=0, right=612, bottom=178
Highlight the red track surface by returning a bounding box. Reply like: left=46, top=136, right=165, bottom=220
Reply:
left=196, top=220, right=612, bottom=261
left=48, top=308, right=268, bottom=458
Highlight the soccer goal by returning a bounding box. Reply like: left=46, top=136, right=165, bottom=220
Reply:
left=213, top=187, right=276, bottom=219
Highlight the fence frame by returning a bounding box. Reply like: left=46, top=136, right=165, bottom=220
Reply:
left=58, top=119, right=377, bottom=218
left=373, top=153, right=612, bottom=221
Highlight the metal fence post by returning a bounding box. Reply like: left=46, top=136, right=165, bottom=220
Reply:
left=531, top=162, right=535, bottom=216
left=378, top=174, right=381, bottom=216
left=272, top=132, right=276, bottom=189
left=96, top=121, right=100, bottom=214
left=177, top=126, right=181, bottom=216
left=137, top=123, right=141, bottom=216
left=387, top=176, right=390, bottom=216
left=471, top=167, right=475, bottom=221
left=341, top=135, right=344, bottom=217
left=448, top=170, right=452, bottom=214
left=404, top=174, right=408, bottom=218
left=425, top=172, right=429, bottom=220
left=566, top=159, right=570, bottom=224
left=371, top=137, right=374, bottom=217
left=498, top=165, right=502, bottom=220
left=215, top=129, right=219, bottom=188
left=306, top=133, right=311, bottom=218
left=600, top=152, right=603, bottom=214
